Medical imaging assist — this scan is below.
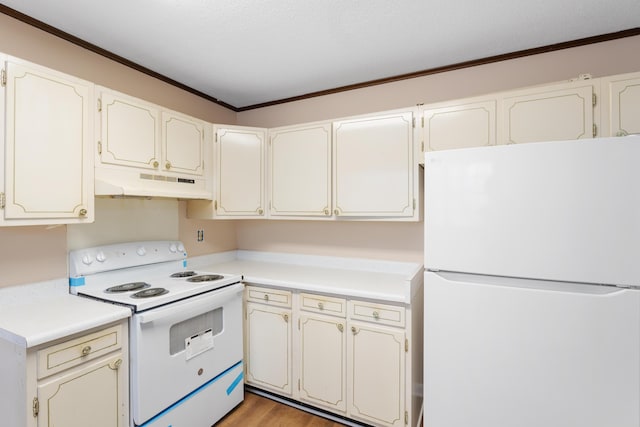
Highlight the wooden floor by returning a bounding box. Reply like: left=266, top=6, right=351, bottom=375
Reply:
left=215, top=391, right=349, bottom=427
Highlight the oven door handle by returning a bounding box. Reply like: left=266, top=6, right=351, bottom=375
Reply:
left=136, top=282, right=244, bottom=325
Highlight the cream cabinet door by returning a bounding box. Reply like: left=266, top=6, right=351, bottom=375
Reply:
left=162, top=111, right=205, bottom=176
left=422, top=99, right=497, bottom=152
left=299, top=313, right=347, bottom=413
left=3, top=58, right=93, bottom=223
left=37, top=352, right=126, bottom=427
left=502, top=83, right=595, bottom=144
left=98, top=89, right=160, bottom=170
left=245, top=302, right=292, bottom=395
left=333, top=109, right=416, bottom=219
left=606, top=72, right=640, bottom=137
left=215, top=125, right=266, bottom=217
left=347, top=321, right=405, bottom=427
left=269, top=123, right=332, bottom=217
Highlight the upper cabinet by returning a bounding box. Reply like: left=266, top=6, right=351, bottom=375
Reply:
left=0, top=56, right=94, bottom=226
left=421, top=97, right=497, bottom=152
left=332, top=109, right=419, bottom=220
left=269, top=122, right=332, bottom=218
left=95, top=87, right=211, bottom=199
left=501, top=80, right=596, bottom=144
left=601, top=71, right=640, bottom=137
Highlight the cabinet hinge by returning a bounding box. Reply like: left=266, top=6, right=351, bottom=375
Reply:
left=592, top=93, right=597, bottom=107
left=1, top=68, right=6, bottom=87
left=412, top=117, right=416, bottom=128
left=420, top=141, right=424, bottom=152
left=0, top=192, right=5, bottom=209
left=421, top=116, right=424, bottom=128
left=97, top=98, right=102, bottom=112
left=33, top=397, right=39, bottom=417
left=405, top=410, right=408, bottom=425
left=214, top=200, right=218, bottom=210
left=97, top=141, right=102, bottom=155
left=298, top=379, right=301, bottom=390
left=593, top=123, right=597, bottom=137
left=413, top=199, right=416, bottom=210
left=405, top=338, right=409, bottom=353
left=215, top=132, right=218, bottom=143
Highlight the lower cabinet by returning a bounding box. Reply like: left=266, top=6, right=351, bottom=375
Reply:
left=245, top=287, right=293, bottom=395
left=244, top=285, right=418, bottom=427
left=0, top=320, right=129, bottom=427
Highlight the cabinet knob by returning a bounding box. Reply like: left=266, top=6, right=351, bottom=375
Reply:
left=165, top=161, right=172, bottom=170
left=79, top=208, right=88, bottom=217
left=334, top=208, right=340, bottom=216
left=263, top=294, right=269, bottom=302
left=109, top=358, right=123, bottom=370
left=282, top=313, right=289, bottom=322
left=324, top=208, right=330, bottom=216
left=351, top=326, right=358, bottom=335
left=337, top=323, right=344, bottom=332
left=318, top=302, right=324, bottom=310
left=81, top=345, right=91, bottom=356
left=258, top=208, right=264, bottom=215
left=372, top=311, right=380, bottom=319
left=153, top=160, right=159, bottom=168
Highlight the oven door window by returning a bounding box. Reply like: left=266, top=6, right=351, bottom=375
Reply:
left=169, top=307, right=223, bottom=355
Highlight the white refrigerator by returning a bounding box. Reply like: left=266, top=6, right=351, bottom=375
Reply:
left=423, top=136, right=640, bottom=427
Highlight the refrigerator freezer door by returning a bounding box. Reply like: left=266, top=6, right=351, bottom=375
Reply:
left=424, top=271, right=640, bottom=427
left=424, top=137, right=640, bottom=287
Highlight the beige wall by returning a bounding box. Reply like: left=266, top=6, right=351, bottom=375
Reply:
left=1, top=11, right=639, bottom=287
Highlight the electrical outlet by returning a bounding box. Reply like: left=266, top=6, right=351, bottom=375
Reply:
left=197, top=229, right=204, bottom=242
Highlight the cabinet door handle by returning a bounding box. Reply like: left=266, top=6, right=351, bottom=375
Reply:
left=79, top=208, right=88, bottom=217
left=109, top=358, right=123, bottom=370
left=263, top=294, right=269, bottom=302
left=152, top=160, right=159, bottom=168
left=323, top=208, right=330, bottom=216
left=81, top=345, right=91, bottom=356
left=337, top=323, right=344, bottom=332
left=282, top=313, right=289, bottom=322
left=165, top=161, right=172, bottom=170
left=351, top=326, right=358, bottom=335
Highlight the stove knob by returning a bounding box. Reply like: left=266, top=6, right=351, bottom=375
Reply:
left=81, top=254, right=93, bottom=265
left=169, top=243, right=177, bottom=253
left=136, top=246, right=147, bottom=256
left=177, top=243, right=185, bottom=253
left=96, top=251, right=106, bottom=262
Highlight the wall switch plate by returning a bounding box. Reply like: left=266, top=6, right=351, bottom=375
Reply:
left=197, top=229, right=204, bottom=242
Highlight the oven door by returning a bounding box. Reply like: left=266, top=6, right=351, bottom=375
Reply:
left=130, top=282, right=244, bottom=426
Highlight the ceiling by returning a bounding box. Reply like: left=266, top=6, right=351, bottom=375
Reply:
left=2, top=0, right=640, bottom=110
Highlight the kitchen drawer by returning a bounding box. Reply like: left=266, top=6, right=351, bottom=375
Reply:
left=37, top=323, right=123, bottom=380
left=300, top=292, right=346, bottom=317
left=245, top=285, right=292, bottom=308
left=348, top=300, right=405, bottom=328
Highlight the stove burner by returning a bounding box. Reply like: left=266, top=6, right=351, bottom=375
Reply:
left=106, top=282, right=150, bottom=293
left=170, top=271, right=197, bottom=278
left=131, top=288, right=169, bottom=298
left=187, top=274, right=225, bottom=282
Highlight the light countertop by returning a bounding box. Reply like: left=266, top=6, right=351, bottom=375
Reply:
left=0, top=279, right=131, bottom=348
left=188, top=250, right=423, bottom=304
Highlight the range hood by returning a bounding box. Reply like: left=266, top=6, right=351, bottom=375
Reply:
left=95, top=167, right=212, bottom=199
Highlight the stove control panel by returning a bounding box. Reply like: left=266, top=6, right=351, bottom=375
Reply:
left=69, top=241, right=187, bottom=277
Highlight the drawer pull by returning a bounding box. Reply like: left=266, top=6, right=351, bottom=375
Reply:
left=264, top=294, right=269, bottom=302
left=282, top=313, right=289, bottom=322
left=337, top=323, right=344, bottom=332
left=318, top=302, right=324, bottom=310
left=81, top=346, right=91, bottom=356
left=372, top=311, right=380, bottom=319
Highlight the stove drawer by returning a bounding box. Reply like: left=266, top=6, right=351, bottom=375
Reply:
left=37, top=323, right=124, bottom=379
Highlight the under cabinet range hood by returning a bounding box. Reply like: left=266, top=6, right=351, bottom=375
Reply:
left=94, top=167, right=212, bottom=199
